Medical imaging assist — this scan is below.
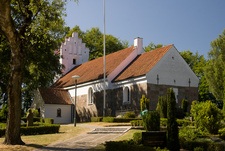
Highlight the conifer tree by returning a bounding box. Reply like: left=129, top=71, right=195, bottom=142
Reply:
left=167, top=88, right=180, bottom=151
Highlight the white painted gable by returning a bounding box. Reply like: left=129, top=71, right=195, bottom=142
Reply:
left=146, top=45, right=199, bottom=87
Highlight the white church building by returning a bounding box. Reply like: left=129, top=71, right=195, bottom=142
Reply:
left=32, top=33, right=199, bottom=124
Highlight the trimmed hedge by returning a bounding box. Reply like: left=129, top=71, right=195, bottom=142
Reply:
left=91, top=117, right=103, bottom=122
left=20, top=124, right=60, bottom=135
left=102, top=117, right=141, bottom=123
left=130, top=120, right=143, bottom=127
left=0, top=124, right=60, bottom=137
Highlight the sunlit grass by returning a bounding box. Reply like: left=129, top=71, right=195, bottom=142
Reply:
left=0, top=124, right=91, bottom=151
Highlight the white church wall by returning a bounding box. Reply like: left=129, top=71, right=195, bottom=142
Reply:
left=146, top=46, right=199, bottom=87
left=44, top=104, right=72, bottom=124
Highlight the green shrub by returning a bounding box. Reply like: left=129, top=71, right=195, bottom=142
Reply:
left=218, top=127, right=225, bottom=140
left=194, top=147, right=204, bottom=151
left=179, top=127, right=206, bottom=141
left=42, top=118, right=54, bottom=124
left=156, top=96, right=167, bottom=118
left=140, top=95, right=150, bottom=111
left=22, top=117, right=42, bottom=123
left=143, top=111, right=160, bottom=131
left=123, top=111, right=136, bottom=118
left=130, top=120, right=143, bottom=127
left=102, top=117, right=115, bottom=122
left=160, top=118, right=167, bottom=127
left=105, top=140, right=154, bottom=151
left=181, top=99, right=188, bottom=113
left=20, top=124, right=60, bottom=135
left=132, top=132, right=142, bottom=144
left=0, top=124, right=60, bottom=137
left=177, top=119, right=191, bottom=126
left=0, top=105, right=8, bottom=122
left=180, top=138, right=225, bottom=151
left=91, top=117, right=103, bottom=122
left=191, top=100, right=224, bottom=134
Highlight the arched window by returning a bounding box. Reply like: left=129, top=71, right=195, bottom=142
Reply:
left=88, top=87, right=94, bottom=104
left=57, top=108, right=61, bottom=117
left=123, top=86, right=130, bottom=104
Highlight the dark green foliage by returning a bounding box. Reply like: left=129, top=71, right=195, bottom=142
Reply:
left=123, top=111, right=136, bottom=118
left=143, top=111, right=160, bottom=131
left=166, top=88, right=180, bottom=151
left=130, top=120, right=143, bottom=127
left=105, top=140, right=155, bottom=151
left=102, top=117, right=115, bottom=122
left=41, top=118, right=54, bottom=124
left=102, top=117, right=140, bottom=123
left=20, top=124, right=60, bottom=135
left=176, top=107, right=185, bottom=119
left=181, top=99, right=188, bottom=113
left=91, top=117, right=103, bottom=122
left=180, top=138, right=225, bottom=151
left=140, top=95, right=150, bottom=111
left=160, top=118, right=192, bottom=127
left=156, top=96, right=167, bottom=118
left=218, top=127, right=225, bottom=140
left=133, top=132, right=142, bottom=145
left=21, top=117, right=41, bottom=123
left=0, top=124, right=60, bottom=137
left=190, top=100, right=223, bottom=134
left=0, top=104, right=8, bottom=122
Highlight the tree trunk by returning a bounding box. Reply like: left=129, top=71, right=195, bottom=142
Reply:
left=0, top=0, right=24, bottom=145
left=4, top=40, right=24, bottom=145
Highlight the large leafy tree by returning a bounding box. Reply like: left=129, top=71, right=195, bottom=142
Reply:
left=205, top=29, right=225, bottom=110
left=144, top=42, right=163, bottom=52
left=0, top=0, right=71, bottom=145
left=67, top=26, right=128, bottom=60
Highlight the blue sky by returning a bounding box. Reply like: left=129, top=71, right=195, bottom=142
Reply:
left=65, top=0, right=225, bottom=57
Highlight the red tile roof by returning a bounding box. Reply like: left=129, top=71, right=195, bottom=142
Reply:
left=53, top=44, right=173, bottom=88
left=39, top=88, right=72, bottom=105
left=53, top=46, right=135, bottom=88
left=113, top=44, right=173, bottom=82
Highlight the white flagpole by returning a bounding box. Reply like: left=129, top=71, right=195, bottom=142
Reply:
left=103, top=0, right=106, bottom=117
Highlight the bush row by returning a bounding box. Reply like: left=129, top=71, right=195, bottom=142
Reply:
left=180, top=139, right=225, bottom=151
left=0, top=124, right=60, bottom=137
left=105, top=141, right=155, bottom=151
left=91, top=117, right=141, bottom=123
left=21, top=117, right=54, bottom=124
left=130, top=118, right=192, bottom=127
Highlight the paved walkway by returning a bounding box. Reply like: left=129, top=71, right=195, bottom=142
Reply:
left=35, top=124, right=131, bottom=151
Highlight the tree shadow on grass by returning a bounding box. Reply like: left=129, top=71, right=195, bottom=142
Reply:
left=26, top=143, right=104, bottom=151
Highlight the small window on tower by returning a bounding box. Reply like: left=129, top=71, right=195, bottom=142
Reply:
left=73, top=59, right=76, bottom=65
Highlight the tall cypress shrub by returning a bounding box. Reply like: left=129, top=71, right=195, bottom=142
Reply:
left=167, top=88, right=180, bottom=151
left=181, top=98, right=188, bottom=113
left=140, top=95, right=150, bottom=111
left=156, top=96, right=167, bottom=118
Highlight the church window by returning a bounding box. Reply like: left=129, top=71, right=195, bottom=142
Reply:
left=73, top=59, right=76, bottom=65
left=88, top=87, right=94, bottom=104
left=57, top=108, right=61, bottom=117
left=123, top=86, right=130, bottom=104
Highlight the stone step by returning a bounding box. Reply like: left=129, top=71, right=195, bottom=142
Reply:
left=87, top=127, right=131, bottom=134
